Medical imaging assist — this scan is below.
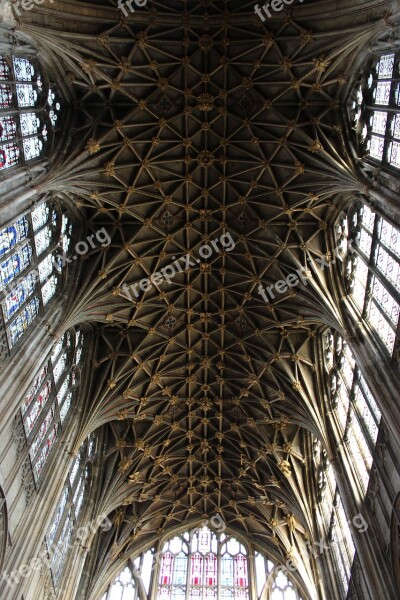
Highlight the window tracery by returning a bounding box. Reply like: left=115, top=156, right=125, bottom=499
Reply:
left=324, top=331, right=381, bottom=494
left=313, top=439, right=355, bottom=596
left=45, top=435, right=94, bottom=589
left=20, top=327, right=84, bottom=481
left=351, top=52, right=400, bottom=169
left=343, top=203, right=400, bottom=354
left=100, top=528, right=304, bottom=600
left=0, top=55, right=60, bottom=171
left=0, top=200, right=73, bottom=352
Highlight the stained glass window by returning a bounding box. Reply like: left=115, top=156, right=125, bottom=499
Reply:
left=324, top=331, right=381, bottom=495
left=345, top=204, right=400, bottom=354
left=0, top=201, right=73, bottom=352
left=0, top=55, right=60, bottom=171
left=20, top=327, right=84, bottom=481
left=100, top=550, right=155, bottom=600
left=103, top=534, right=304, bottom=600
left=45, top=435, right=94, bottom=590
left=155, top=526, right=249, bottom=600
left=351, top=51, right=400, bottom=169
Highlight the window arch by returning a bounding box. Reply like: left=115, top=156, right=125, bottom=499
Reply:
left=0, top=200, right=73, bottom=352
left=45, top=435, right=95, bottom=589
left=20, top=327, right=84, bottom=481
left=351, top=51, right=400, bottom=169
left=342, top=202, right=400, bottom=354
left=101, top=527, right=305, bottom=600
left=157, top=526, right=249, bottom=600
left=324, top=330, right=381, bottom=494
left=0, top=55, right=61, bottom=171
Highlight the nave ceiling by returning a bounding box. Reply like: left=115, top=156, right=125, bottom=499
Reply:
left=5, top=0, right=397, bottom=594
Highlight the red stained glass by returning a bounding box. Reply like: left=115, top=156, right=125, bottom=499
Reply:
left=160, top=552, right=174, bottom=585
left=190, top=553, right=203, bottom=586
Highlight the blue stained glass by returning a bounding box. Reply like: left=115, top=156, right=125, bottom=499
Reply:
left=0, top=217, right=29, bottom=257
left=7, top=297, right=40, bottom=346
left=3, top=272, right=37, bottom=319
left=0, top=244, right=32, bottom=289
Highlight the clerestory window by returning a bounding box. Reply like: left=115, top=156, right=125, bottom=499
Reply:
left=20, top=327, right=84, bottom=481
left=0, top=200, right=73, bottom=352
left=0, top=55, right=60, bottom=171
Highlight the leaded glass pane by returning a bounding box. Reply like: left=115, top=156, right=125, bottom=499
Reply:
left=13, top=57, right=35, bottom=81
left=0, top=84, right=12, bottom=108
left=354, top=384, right=379, bottom=442
left=0, top=116, right=17, bottom=141
left=53, top=352, right=67, bottom=383
left=388, top=141, right=400, bottom=167
left=16, top=84, right=37, bottom=108
left=3, top=272, right=37, bottom=319
left=353, top=255, right=369, bottom=310
left=379, top=219, right=400, bottom=256
left=370, top=275, right=399, bottom=324
left=41, top=275, right=58, bottom=305
left=374, top=82, right=391, bottom=105
left=0, top=243, right=32, bottom=289
left=59, top=391, right=72, bottom=423
left=372, top=111, right=388, bottom=134
left=376, top=244, right=400, bottom=289
left=392, top=114, right=400, bottom=138
left=23, top=136, right=42, bottom=161
left=0, top=56, right=10, bottom=79
left=369, top=135, right=385, bottom=159
left=20, top=112, right=40, bottom=136
left=34, top=226, right=52, bottom=255
left=32, top=203, right=49, bottom=232
left=0, top=216, right=29, bottom=257
left=377, top=54, right=395, bottom=79
left=7, top=297, right=40, bottom=346
left=22, top=364, right=48, bottom=417
left=38, top=254, right=53, bottom=283
left=367, top=299, right=396, bottom=351
left=32, top=420, right=58, bottom=480
left=23, top=379, right=52, bottom=436
left=0, top=142, right=20, bottom=170
left=358, top=228, right=373, bottom=256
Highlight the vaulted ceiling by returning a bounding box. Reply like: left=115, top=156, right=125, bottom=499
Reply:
left=16, top=0, right=394, bottom=595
